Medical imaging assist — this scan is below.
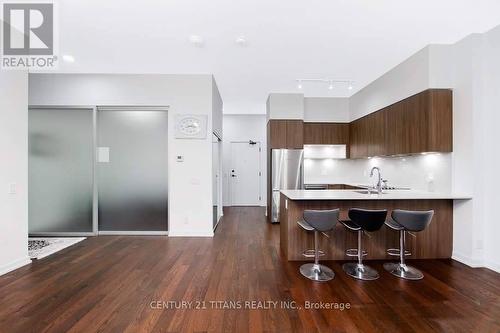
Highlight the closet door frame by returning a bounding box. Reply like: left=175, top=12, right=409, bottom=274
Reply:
left=28, top=105, right=170, bottom=236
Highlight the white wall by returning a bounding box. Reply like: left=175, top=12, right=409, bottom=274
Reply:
left=222, top=114, right=267, bottom=206
left=304, top=153, right=452, bottom=193
left=0, top=71, right=31, bottom=276
left=266, top=93, right=304, bottom=120
left=478, top=25, right=500, bottom=272
left=304, top=97, right=349, bottom=123
left=29, top=74, right=217, bottom=237
left=349, top=47, right=431, bottom=121
left=211, top=78, right=224, bottom=221
left=212, top=77, right=223, bottom=138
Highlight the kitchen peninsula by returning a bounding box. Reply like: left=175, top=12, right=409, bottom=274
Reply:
left=280, top=190, right=471, bottom=261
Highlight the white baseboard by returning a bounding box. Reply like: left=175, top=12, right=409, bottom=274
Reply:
left=0, top=257, right=31, bottom=276
left=484, top=260, right=500, bottom=273
left=168, top=230, right=214, bottom=237
left=451, top=252, right=483, bottom=268
left=98, top=231, right=168, bottom=236
left=452, top=252, right=500, bottom=274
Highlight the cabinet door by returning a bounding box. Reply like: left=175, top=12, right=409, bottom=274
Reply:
left=286, top=120, right=304, bottom=149
left=367, top=111, right=386, bottom=157
left=325, top=123, right=349, bottom=145
left=406, top=92, right=429, bottom=154
left=267, top=120, right=287, bottom=149
left=385, top=103, right=409, bottom=155
left=303, top=123, right=322, bottom=144
left=349, top=118, right=368, bottom=158
left=304, top=123, right=349, bottom=145
left=427, top=89, right=453, bottom=152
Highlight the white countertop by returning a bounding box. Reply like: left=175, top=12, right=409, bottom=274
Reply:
left=281, top=189, right=472, bottom=200
left=304, top=181, right=411, bottom=189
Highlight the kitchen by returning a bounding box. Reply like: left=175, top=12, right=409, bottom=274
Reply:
left=266, top=54, right=477, bottom=280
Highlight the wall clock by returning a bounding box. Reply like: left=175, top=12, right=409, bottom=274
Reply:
left=174, top=114, right=208, bottom=139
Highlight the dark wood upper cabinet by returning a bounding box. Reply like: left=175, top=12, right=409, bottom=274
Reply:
left=350, top=89, right=452, bottom=158
left=286, top=120, right=304, bottom=149
left=267, top=119, right=287, bottom=149
left=267, top=119, right=303, bottom=149
left=303, top=123, right=349, bottom=145
left=349, top=118, right=367, bottom=158
left=268, top=89, right=452, bottom=158
left=427, top=89, right=453, bottom=152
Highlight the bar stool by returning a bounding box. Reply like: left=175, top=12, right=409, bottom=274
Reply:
left=297, top=209, right=339, bottom=282
left=340, top=208, right=388, bottom=281
left=384, top=209, right=434, bottom=280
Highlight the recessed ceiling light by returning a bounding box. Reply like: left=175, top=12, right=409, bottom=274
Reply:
left=348, top=82, right=353, bottom=90
left=328, top=82, right=334, bottom=90
left=62, top=54, right=75, bottom=63
left=297, top=81, right=302, bottom=89
left=235, top=36, right=247, bottom=46
left=188, top=35, right=204, bottom=47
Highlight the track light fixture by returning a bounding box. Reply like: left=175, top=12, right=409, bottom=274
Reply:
left=295, top=79, right=354, bottom=91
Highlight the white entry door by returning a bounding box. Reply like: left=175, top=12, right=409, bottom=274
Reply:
left=230, top=141, right=261, bottom=206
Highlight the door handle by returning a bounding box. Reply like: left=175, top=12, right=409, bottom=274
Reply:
left=231, top=174, right=237, bottom=177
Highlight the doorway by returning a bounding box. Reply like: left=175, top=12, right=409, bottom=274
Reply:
left=230, top=141, right=262, bottom=206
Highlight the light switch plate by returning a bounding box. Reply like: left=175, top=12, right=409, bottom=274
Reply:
left=98, top=147, right=110, bottom=163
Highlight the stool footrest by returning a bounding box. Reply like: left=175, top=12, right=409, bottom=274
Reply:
left=302, top=249, right=325, bottom=258
left=387, top=248, right=411, bottom=257
left=345, top=248, right=367, bottom=257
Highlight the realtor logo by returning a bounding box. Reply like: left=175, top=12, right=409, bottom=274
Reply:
left=1, top=2, right=58, bottom=69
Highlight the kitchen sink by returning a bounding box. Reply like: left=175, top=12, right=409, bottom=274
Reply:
left=354, top=190, right=384, bottom=195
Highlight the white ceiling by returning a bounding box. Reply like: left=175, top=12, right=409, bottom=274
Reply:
left=55, top=0, right=500, bottom=114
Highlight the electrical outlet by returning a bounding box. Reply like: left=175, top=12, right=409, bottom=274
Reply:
left=8, top=183, right=16, bottom=195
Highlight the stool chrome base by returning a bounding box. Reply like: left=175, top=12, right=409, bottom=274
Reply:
left=300, top=263, right=335, bottom=282
left=383, top=262, right=424, bottom=280
left=342, top=263, right=379, bottom=281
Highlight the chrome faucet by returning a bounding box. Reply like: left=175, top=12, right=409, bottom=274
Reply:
left=370, top=167, right=383, bottom=194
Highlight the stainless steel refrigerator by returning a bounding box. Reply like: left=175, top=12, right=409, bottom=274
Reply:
left=271, top=149, right=304, bottom=223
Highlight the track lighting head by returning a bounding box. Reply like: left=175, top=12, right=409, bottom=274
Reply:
left=294, top=79, right=355, bottom=91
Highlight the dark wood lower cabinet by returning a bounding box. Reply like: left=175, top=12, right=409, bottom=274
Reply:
left=280, top=195, right=453, bottom=261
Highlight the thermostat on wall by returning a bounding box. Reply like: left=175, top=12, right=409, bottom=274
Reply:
left=174, top=114, right=208, bottom=139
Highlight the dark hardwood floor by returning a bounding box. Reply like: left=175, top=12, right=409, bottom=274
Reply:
left=1, top=207, right=499, bottom=332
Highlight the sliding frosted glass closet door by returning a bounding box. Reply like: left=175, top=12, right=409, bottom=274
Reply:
left=97, top=108, right=168, bottom=232
left=28, top=108, right=94, bottom=234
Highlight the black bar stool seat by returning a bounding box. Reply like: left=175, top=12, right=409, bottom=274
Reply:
left=297, top=209, right=339, bottom=282
left=340, top=208, right=387, bottom=281
left=384, top=209, right=434, bottom=280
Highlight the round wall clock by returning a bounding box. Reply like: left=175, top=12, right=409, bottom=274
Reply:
left=175, top=114, right=208, bottom=139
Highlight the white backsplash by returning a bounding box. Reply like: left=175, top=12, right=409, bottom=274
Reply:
left=304, top=153, right=452, bottom=192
